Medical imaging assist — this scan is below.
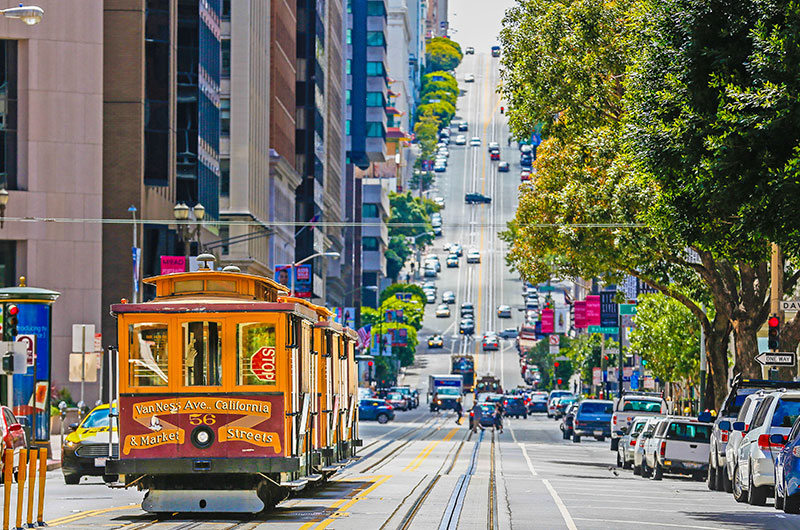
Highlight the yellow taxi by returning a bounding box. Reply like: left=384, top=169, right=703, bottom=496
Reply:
left=61, top=403, right=118, bottom=484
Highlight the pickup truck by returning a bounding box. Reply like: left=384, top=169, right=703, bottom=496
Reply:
left=643, top=417, right=712, bottom=480
left=572, top=400, right=613, bottom=443
left=610, top=391, right=667, bottom=451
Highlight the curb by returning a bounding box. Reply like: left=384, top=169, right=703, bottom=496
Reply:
left=47, top=460, right=61, bottom=471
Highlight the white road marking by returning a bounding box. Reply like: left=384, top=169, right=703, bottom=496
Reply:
left=572, top=517, right=725, bottom=529
left=518, top=443, right=537, bottom=476
left=542, top=479, right=578, bottom=530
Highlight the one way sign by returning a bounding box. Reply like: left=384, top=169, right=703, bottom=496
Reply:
left=755, top=352, right=796, bottom=367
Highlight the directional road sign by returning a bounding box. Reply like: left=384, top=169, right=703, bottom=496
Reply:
left=588, top=326, right=619, bottom=334
left=779, top=300, right=800, bottom=312
left=755, top=352, right=796, bottom=367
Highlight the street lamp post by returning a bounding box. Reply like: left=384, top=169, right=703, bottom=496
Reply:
left=407, top=232, right=433, bottom=280
left=289, top=251, right=340, bottom=297
left=1, top=5, right=44, bottom=25
left=173, top=202, right=206, bottom=259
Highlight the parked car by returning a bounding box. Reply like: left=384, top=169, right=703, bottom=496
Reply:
left=466, top=249, right=481, bottom=263
left=359, top=399, right=395, bottom=424
left=458, top=121, right=469, bottom=131
left=435, top=304, right=451, bottom=318
left=0, top=405, right=26, bottom=479
left=469, top=137, right=481, bottom=146
left=446, top=254, right=459, bottom=268
left=497, top=305, right=512, bottom=318
left=643, top=417, right=712, bottom=481
left=709, top=378, right=800, bottom=492
left=572, top=400, right=613, bottom=443
left=61, top=403, right=119, bottom=484
left=633, top=417, right=663, bottom=476
left=434, top=196, right=445, bottom=208
left=774, top=415, right=800, bottom=513
left=459, top=318, right=475, bottom=335
left=450, top=243, right=463, bottom=256
left=520, top=171, right=531, bottom=182
left=455, top=135, right=467, bottom=145
left=498, top=161, right=510, bottom=172
left=460, top=302, right=475, bottom=318
left=611, top=391, right=668, bottom=451
left=424, top=266, right=438, bottom=278
left=442, top=290, right=456, bottom=304
left=427, top=334, right=444, bottom=348
left=425, top=289, right=437, bottom=302
left=482, top=334, right=499, bottom=351
left=465, top=73, right=475, bottom=82
left=733, top=390, right=800, bottom=505
left=391, top=386, right=419, bottom=409
left=617, top=416, right=650, bottom=469
left=555, top=397, right=578, bottom=419
left=560, top=403, right=579, bottom=440
left=465, top=46, right=475, bottom=55
left=722, top=391, right=769, bottom=494
left=503, top=396, right=528, bottom=419
left=547, top=391, right=574, bottom=418
left=499, top=328, right=518, bottom=339
left=465, top=192, right=492, bottom=204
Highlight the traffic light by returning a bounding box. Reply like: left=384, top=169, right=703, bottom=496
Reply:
left=768, top=315, right=781, bottom=350
left=367, top=361, right=373, bottom=367
left=500, top=106, right=504, bottom=114
left=3, top=303, right=18, bottom=341
left=1, top=352, right=12, bottom=373
left=557, top=378, right=563, bottom=385
left=554, top=361, right=559, bottom=368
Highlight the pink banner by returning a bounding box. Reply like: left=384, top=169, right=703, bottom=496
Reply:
left=585, top=295, right=601, bottom=327
left=160, top=256, right=186, bottom=275
left=573, top=301, right=587, bottom=329
left=541, top=309, right=554, bottom=334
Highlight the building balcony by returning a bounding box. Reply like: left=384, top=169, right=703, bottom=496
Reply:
left=362, top=249, right=387, bottom=275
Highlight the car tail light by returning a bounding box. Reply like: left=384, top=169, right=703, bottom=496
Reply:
left=504, top=400, right=508, bottom=405
left=660, top=441, right=666, bottom=457
left=386, top=404, right=393, bottom=410
left=612, top=416, right=617, bottom=425
left=757, top=434, right=785, bottom=450
left=630, top=439, right=637, bottom=446
left=720, top=431, right=729, bottom=443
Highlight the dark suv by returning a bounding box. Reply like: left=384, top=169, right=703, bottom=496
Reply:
left=503, top=396, right=528, bottom=419
left=465, top=193, right=492, bottom=204
left=707, top=377, right=800, bottom=492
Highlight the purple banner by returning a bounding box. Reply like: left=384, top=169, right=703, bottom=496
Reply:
left=586, top=295, right=601, bottom=327
left=574, top=301, right=587, bottom=329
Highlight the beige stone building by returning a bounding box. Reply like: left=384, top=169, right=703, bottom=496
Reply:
left=0, top=1, right=104, bottom=401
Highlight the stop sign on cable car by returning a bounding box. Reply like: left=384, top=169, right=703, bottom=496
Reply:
left=250, top=346, right=277, bottom=383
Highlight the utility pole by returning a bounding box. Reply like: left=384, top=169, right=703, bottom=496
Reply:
left=770, top=242, right=784, bottom=379
left=699, top=303, right=707, bottom=411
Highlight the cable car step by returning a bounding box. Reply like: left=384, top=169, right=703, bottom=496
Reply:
left=320, top=465, right=343, bottom=473
left=142, top=489, right=264, bottom=513
left=280, top=478, right=309, bottom=490
left=307, top=473, right=324, bottom=483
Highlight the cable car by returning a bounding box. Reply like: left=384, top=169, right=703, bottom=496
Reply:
left=106, top=255, right=360, bottom=513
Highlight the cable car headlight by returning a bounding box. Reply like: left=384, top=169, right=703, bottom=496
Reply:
left=191, top=426, right=215, bottom=449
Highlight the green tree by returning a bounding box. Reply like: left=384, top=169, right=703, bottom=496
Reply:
left=380, top=283, right=426, bottom=306
left=417, top=101, right=456, bottom=126
left=421, top=71, right=458, bottom=98
left=388, top=192, right=435, bottom=246
left=386, top=236, right=412, bottom=282
left=628, top=294, right=701, bottom=390
left=414, top=115, right=440, bottom=161
left=426, top=38, right=463, bottom=72
left=421, top=89, right=457, bottom=108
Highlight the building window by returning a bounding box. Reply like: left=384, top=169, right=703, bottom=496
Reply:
left=366, top=122, right=385, bottom=138
left=362, top=203, right=379, bottom=218
left=346, top=120, right=351, bottom=136
left=221, top=0, right=231, bottom=18
left=0, top=41, right=16, bottom=191
left=219, top=225, right=229, bottom=254
left=346, top=59, right=351, bottom=75
left=220, top=158, right=230, bottom=197
left=221, top=39, right=230, bottom=77
left=366, top=31, right=386, bottom=47
left=346, top=90, right=351, bottom=106
left=346, top=29, right=352, bottom=45
left=366, top=61, right=385, bottom=76
left=363, top=237, right=379, bottom=251
left=0, top=240, right=15, bottom=287
left=220, top=98, right=230, bottom=135
left=367, top=1, right=387, bottom=16
left=144, top=2, right=169, bottom=186
left=366, top=92, right=384, bottom=107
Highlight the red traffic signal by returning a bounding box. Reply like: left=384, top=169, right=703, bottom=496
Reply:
left=7, top=304, right=18, bottom=316
left=367, top=361, right=373, bottom=367
left=554, top=362, right=559, bottom=368
left=768, top=314, right=780, bottom=350
left=557, top=378, right=563, bottom=385
left=500, top=106, right=504, bottom=114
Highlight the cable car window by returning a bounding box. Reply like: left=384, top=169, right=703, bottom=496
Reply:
left=237, top=323, right=277, bottom=385
left=129, top=323, right=169, bottom=387
left=182, top=321, right=222, bottom=386
left=174, top=279, right=204, bottom=293
left=206, top=279, right=236, bottom=292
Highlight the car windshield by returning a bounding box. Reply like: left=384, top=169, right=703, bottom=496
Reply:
left=621, top=399, right=663, bottom=413
left=631, top=421, right=647, bottom=435
left=666, top=422, right=711, bottom=442
left=580, top=402, right=613, bottom=414
left=388, top=393, right=403, bottom=400
left=80, top=408, right=111, bottom=429
left=771, top=398, right=800, bottom=427
left=438, top=388, right=460, bottom=396
left=727, top=388, right=760, bottom=415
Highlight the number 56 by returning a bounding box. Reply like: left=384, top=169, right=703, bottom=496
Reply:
left=189, top=413, right=216, bottom=426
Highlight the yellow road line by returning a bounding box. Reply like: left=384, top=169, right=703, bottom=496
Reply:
left=300, top=475, right=392, bottom=530
left=404, top=427, right=460, bottom=472
left=48, top=504, right=141, bottom=526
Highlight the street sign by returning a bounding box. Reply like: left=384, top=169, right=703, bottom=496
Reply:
left=588, top=326, right=619, bottom=334
left=620, top=304, right=637, bottom=315
left=755, top=352, right=796, bottom=367
left=548, top=335, right=560, bottom=346
left=549, top=345, right=559, bottom=354
left=606, top=347, right=620, bottom=355
left=779, top=300, right=800, bottom=312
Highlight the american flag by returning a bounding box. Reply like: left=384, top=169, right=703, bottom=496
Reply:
left=357, top=325, right=372, bottom=348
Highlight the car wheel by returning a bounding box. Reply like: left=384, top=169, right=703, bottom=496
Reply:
left=641, top=462, right=652, bottom=479
left=776, top=480, right=785, bottom=510
left=732, top=466, right=748, bottom=503
left=722, top=467, right=733, bottom=493
left=103, top=474, right=119, bottom=483
left=610, top=438, right=619, bottom=452
left=596, top=436, right=606, bottom=442
left=785, top=491, right=800, bottom=514
left=616, top=453, right=623, bottom=468
left=633, top=464, right=641, bottom=476
left=651, top=460, right=663, bottom=481
left=748, top=468, right=767, bottom=506
left=707, top=459, right=718, bottom=491
left=63, top=473, right=81, bottom=485
left=572, top=435, right=581, bottom=443
left=622, top=458, right=632, bottom=470
left=523, top=414, right=528, bottom=419
left=377, top=413, right=389, bottom=424
left=562, top=430, right=569, bottom=440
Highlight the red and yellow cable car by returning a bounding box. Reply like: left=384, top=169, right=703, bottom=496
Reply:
left=107, top=257, right=360, bottom=513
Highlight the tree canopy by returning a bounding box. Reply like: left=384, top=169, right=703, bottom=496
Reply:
left=426, top=37, right=463, bottom=72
